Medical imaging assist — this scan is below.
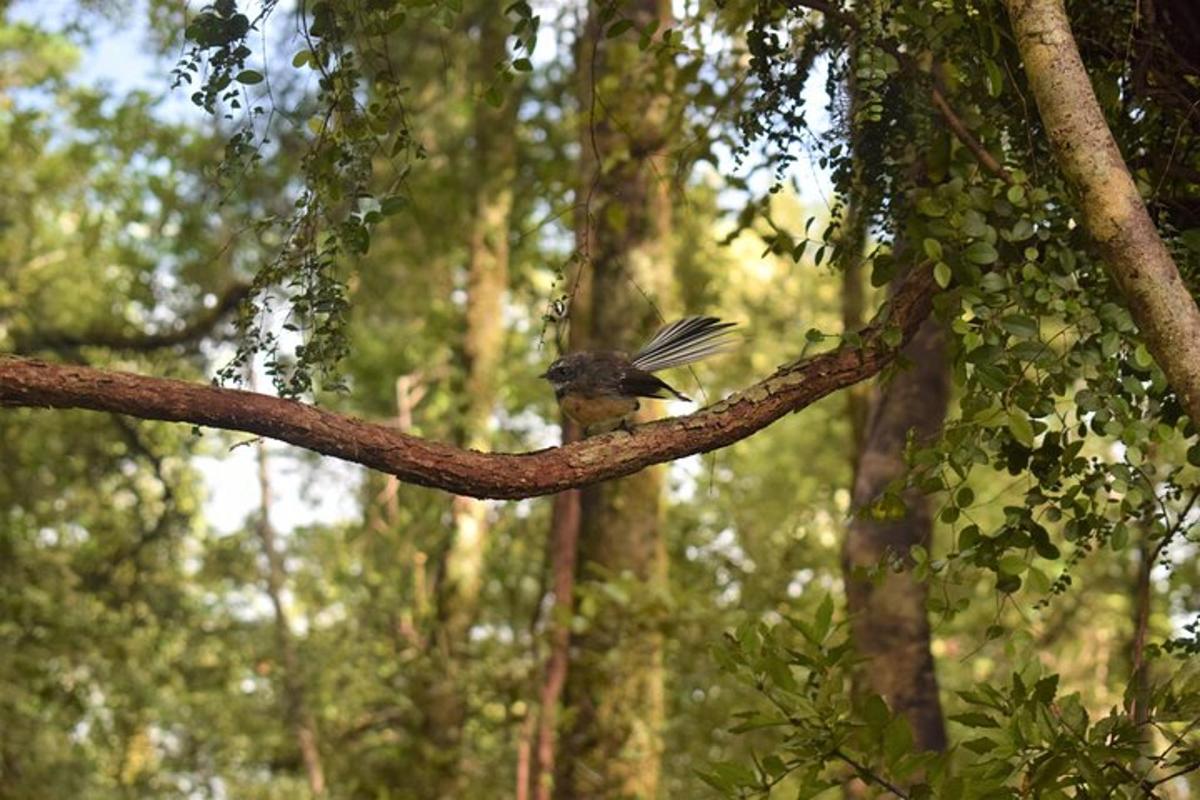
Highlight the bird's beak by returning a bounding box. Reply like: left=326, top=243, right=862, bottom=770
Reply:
left=537, top=370, right=548, bottom=379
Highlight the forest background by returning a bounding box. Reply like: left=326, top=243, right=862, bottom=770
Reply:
left=2, top=0, right=1199, bottom=798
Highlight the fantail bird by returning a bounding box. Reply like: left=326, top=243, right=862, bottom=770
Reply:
left=540, top=316, right=738, bottom=434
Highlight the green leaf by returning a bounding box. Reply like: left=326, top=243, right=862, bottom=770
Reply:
left=998, top=568, right=1024, bottom=592
left=984, top=57, right=1004, bottom=97
left=1033, top=674, right=1058, bottom=704
left=708, top=760, right=757, bottom=788
left=763, top=654, right=797, bottom=692
left=606, top=19, right=634, bottom=38
left=1010, top=218, right=1034, bottom=241
left=512, top=57, right=532, bottom=72
left=917, top=195, right=948, bottom=217
left=1026, top=565, right=1051, bottom=593
left=949, top=712, right=1000, bottom=728
left=998, top=554, right=1027, bottom=575
left=761, top=754, right=786, bottom=778
left=934, top=261, right=952, bottom=289
left=1030, top=527, right=1061, bottom=560
left=923, top=237, right=944, bottom=260
left=814, top=593, right=833, bottom=641
left=235, top=69, right=264, bottom=85
left=963, top=736, right=998, bottom=754
left=1007, top=411, right=1036, bottom=447
left=1000, top=314, right=1039, bottom=338
left=976, top=364, right=1010, bottom=391
left=964, top=241, right=999, bottom=264
left=1111, top=522, right=1129, bottom=551
left=863, top=694, right=890, bottom=730
left=884, top=716, right=913, bottom=764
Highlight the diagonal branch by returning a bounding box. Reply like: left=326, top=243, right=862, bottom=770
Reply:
left=0, top=267, right=935, bottom=500
left=1004, top=0, right=1200, bottom=426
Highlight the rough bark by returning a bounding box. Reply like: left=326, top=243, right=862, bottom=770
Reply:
left=1005, top=0, right=1200, bottom=425
left=554, top=2, right=672, bottom=796
left=421, top=10, right=517, bottom=791
left=254, top=439, right=327, bottom=796
left=0, top=263, right=934, bottom=499
left=842, top=317, right=950, bottom=753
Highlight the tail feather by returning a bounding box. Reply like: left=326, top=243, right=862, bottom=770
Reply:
left=632, top=316, right=737, bottom=373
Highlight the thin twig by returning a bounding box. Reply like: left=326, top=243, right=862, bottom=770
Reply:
left=829, top=749, right=911, bottom=799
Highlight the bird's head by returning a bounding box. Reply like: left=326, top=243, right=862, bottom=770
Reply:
left=539, top=355, right=581, bottom=394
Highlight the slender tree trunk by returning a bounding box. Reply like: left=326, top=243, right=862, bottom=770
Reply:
left=1128, top=439, right=1157, bottom=730
left=421, top=8, right=517, bottom=793
left=840, top=64, right=871, bottom=462
left=554, top=3, right=674, bottom=797
left=1005, top=0, right=1200, bottom=425
left=532, top=481, right=581, bottom=800
left=842, top=246, right=869, bottom=457
left=1129, top=533, right=1153, bottom=727
left=838, top=69, right=873, bottom=800
left=842, top=315, right=950, bottom=753
left=255, top=440, right=327, bottom=796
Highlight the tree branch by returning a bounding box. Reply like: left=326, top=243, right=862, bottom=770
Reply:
left=0, top=267, right=935, bottom=500
left=13, top=282, right=251, bottom=354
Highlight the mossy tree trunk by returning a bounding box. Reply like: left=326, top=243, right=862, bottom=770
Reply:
left=842, top=316, right=950, bottom=754
left=421, top=7, right=516, bottom=794
left=255, top=440, right=327, bottom=797
left=554, top=2, right=674, bottom=797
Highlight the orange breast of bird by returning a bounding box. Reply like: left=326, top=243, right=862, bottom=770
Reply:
left=560, top=394, right=640, bottom=426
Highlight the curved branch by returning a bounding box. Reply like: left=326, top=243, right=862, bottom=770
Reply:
left=14, top=282, right=252, bottom=354
left=0, top=267, right=935, bottom=500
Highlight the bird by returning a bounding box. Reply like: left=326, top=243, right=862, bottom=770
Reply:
left=540, top=316, right=738, bottom=434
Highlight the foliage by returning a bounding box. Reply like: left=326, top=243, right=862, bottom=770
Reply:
left=1, top=0, right=1199, bottom=797
left=706, top=596, right=1200, bottom=798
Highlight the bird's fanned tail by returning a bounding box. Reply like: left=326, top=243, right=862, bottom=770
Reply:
left=631, top=316, right=738, bottom=373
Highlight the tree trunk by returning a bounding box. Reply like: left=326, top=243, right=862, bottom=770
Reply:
left=838, top=70, right=874, bottom=800
left=421, top=7, right=516, bottom=793
left=554, top=2, right=673, bottom=797
left=255, top=440, right=327, bottom=796
left=842, top=316, right=950, bottom=753
left=1005, top=0, right=1200, bottom=425
left=532, top=481, right=581, bottom=800
left=839, top=62, right=871, bottom=462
